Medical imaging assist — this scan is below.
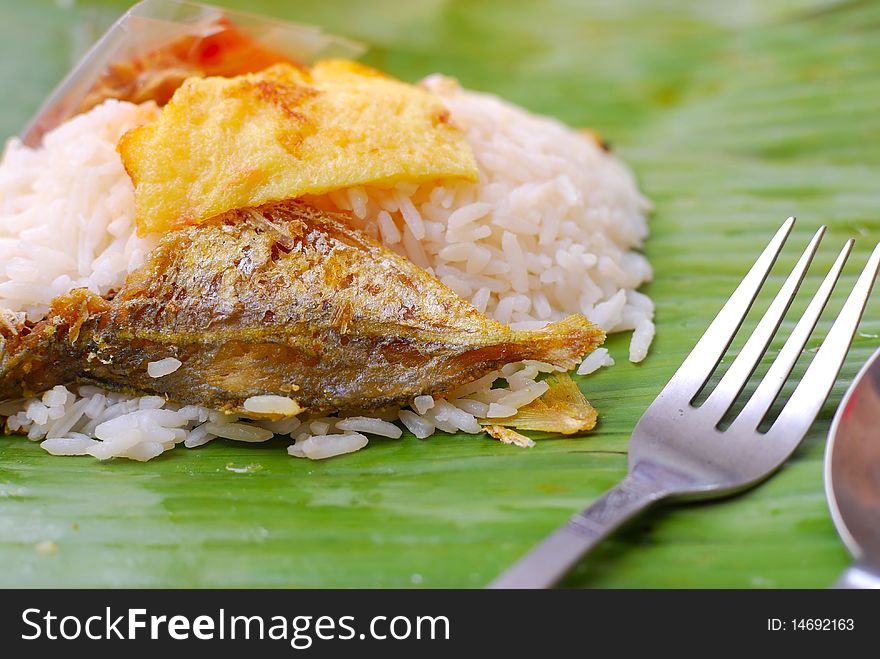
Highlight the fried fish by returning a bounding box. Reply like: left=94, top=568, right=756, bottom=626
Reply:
left=0, top=201, right=603, bottom=414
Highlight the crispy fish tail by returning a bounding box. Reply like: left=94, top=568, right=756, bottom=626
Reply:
left=510, top=315, right=605, bottom=370
left=484, top=372, right=598, bottom=435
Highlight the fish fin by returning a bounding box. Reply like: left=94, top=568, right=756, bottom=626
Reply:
left=482, top=372, right=597, bottom=435
left=511, top=315, right=605, bottom=370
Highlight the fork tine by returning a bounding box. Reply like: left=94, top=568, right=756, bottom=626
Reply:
left=731, top=239, right=853, bottom=432
left=654, top=217, right=795, bottom=406
left=698, top=226, right=826, bottom=420
left=733, top=241, right=880, bottom=438
left=767, top=242, right=880, bottom=438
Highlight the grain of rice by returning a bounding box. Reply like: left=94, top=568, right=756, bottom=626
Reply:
left=398, top=410, right=435, bottom=439
left=40, top=436, right=99, bottom=456
left=588, top=289, right=627, bottom=330
left=242, top=394, right=301, bottom=416
left=397, top=191, right=425, bottom=239
left=82, top=394, right=106, bottom=419
left=450, top=371, right=501, bottom=399
left=184, top=424, right=216, bottom=448
left=328, top=188, right=351, bottom=211
left=6, top=412, right=26, bottom=432
left=508, top=371, right=539, bottom=390
left=401, top=225, right=430, bottom=269
left=413, top=395, right=435, bottom=415
left=472, top=391, right=511, bottom=408
left=176, top=405, right=205, bottom=421
left=576, top=347, right=615, bottom=375
left=336, top=416, right=403, bottom=438
left=45, top=398, right=90, bottom=439
left=309, top=420, right=332, bottom=435
left=201, top=422, right=274, bottom=443
left=628, top=289, right=654, bottom=312
left=208, top=410, right=238, bottom=423
left=376, top=210, right=401, bottom=244
left=88, top=430, right=143, bottom=460
left=138, top=396, right=166, bottom=410
left=487, top=403, right=517, bottom=418
left=630, top=317, right=655, bottom=363
left=348, top=186, right=368, bottom=219
left=430, top=399, right=481, bottom=433
left=41, top=386, right=69, bottom=408
left=471, top=287, right=491, bottom=313
left=451, top=398, right=489, bottom=418
left=465, top=245, right=492, bottom=275
left=124, top=441, right=165, bottom=462
left=497, top=380, right=550, bottom=408
left=422, top=407, right=459, bottom=433
left=147, top=357, right=182, bottom=378
left=445, top=223, right=491, bottom=244
left=291, top=432, right=369, bottom=460
left=502, top=231, right=529, bottom=293
left=438, top=242, right=474, bottom=262
left=94, top=410, right=186, bottom=443
left=494, top=295, right=517, bottom=325
left=92, top=399, right=138, bottom=426
left=447, top=202, right=491, bottom=229
left=25, top=400, right=49, bottom=426
left=501, top=363, right=522, bottom=379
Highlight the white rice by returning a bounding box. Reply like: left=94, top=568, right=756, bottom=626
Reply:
left=147, top=357, right=182, bottom=378
left=5, top=360, right=564, bottom=461
left=200, top=421, right=274, bottom=443
left=576, top=347, right=615, bottom=375
left=0, top=78, right=654, bottom=461
left=288, top=432, right=369, bottom=460
left=242, top=395, right=301, bottom=416
left=412, top=395, right=435, bottom=415
left=0, top=100, right=159, bottom=320
left=335, top=416, right=403, bottom=438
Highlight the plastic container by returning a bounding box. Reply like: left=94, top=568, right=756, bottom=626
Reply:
left=21, top=0, right=365, bottom=146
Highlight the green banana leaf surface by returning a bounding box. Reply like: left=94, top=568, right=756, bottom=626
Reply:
left=0, top=0, right=878, bottom=587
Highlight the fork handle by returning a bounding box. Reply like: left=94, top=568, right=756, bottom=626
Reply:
left=832, top=563, right=880, bottom=589
left=488, top=473, right=665, bottom=589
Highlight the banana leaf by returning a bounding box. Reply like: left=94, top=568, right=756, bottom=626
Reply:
left=1, top=0, right=878, bottom=587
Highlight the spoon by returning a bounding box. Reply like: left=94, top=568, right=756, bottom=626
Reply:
left=825, top=346, right=880, bottom=588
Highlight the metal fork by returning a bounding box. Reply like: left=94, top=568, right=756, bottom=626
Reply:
left=490, top=218, right=880, bottom=589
